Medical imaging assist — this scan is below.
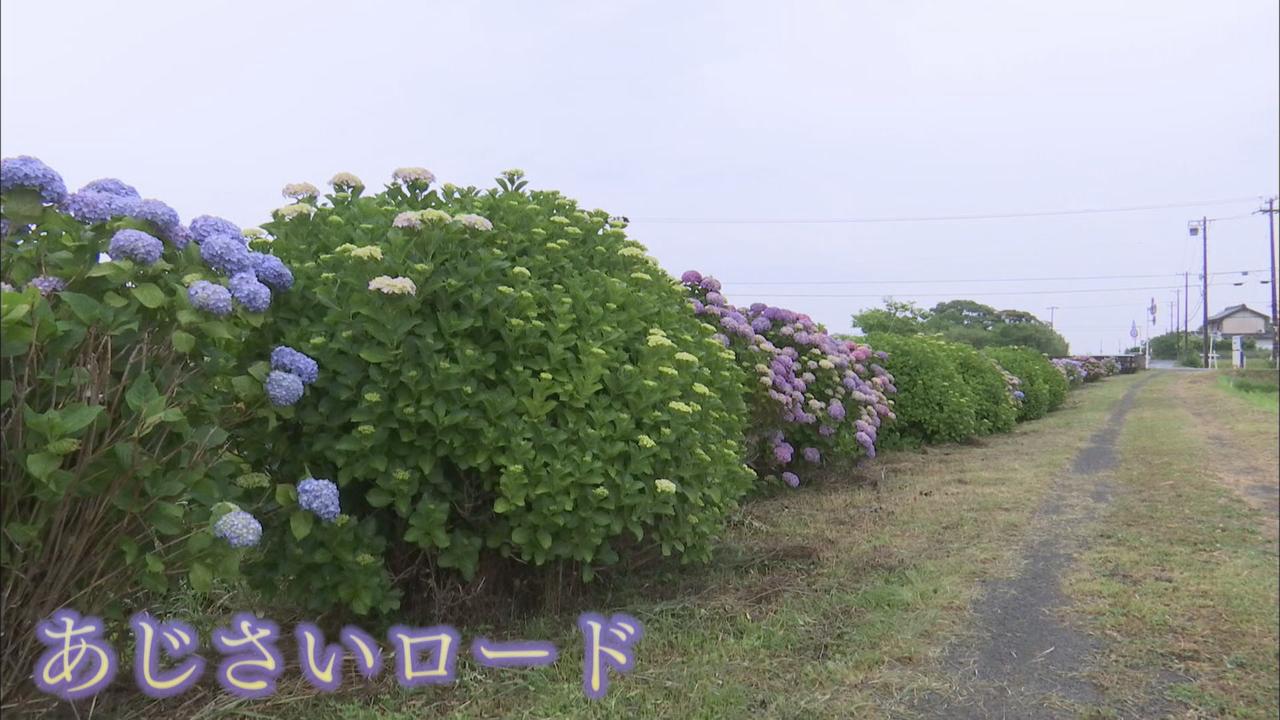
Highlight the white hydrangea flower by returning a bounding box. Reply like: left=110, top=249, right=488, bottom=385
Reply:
left=419, top=208, right=452, bottom=224
left=275, top=203, right=316, bottom=221
left=392, top=167, right=435, bottom=184
left=241, top=227, right=267, bottom=240
left=368, top=275, right=417, bottom=296
left=654, top=478, right=677, bottom=494
left=392, top=211, right=422, bottom=229
left=350, top=245, right=383, bottom=260
left=329, top=172, right=364, bottom=190
left=454, top=213, right=493, bottom=231
left=282, top=182, right=320, bottom=200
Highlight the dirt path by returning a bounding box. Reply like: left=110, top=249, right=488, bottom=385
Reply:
left=907, top=376, right=1152, bottom=719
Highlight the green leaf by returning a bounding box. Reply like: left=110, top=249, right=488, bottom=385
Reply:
left=275, top=483, right=298, bottom=507
left=131, top=283, right=167, bottom=309
left=59, top=292, right=102, bottom=324
left=358, top=347, right=392, bottom=363
left=125, top=374, right=160, bottom=411
left=189, top=562, right=213, bottom=593
left=290, top=510, right=314, bottom=540
left=26, top=452, right=62, bottom=481
left=366, top=487, right=393, bottom=507
left=171, top=330, right=196, bottom=353
left=60, top=403, right=104, bottom=435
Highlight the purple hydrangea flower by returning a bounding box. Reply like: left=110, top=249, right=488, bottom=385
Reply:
left=773, top=442, right=794, bottom=465
left=680, top=270, right=702, bottom=285
left=30, top=275, right=67, bottom=296
left=704, top=291, right=725, bottom=306
left=187, top=280, right=232, bottom=316
left=107, top=228, right=164, bottom=265
left=270, top=346, right=319, bottom=385
left=81, top=178, right=139, bottom=198
left=1013, top=390, right=1025, bottom=400
left=131, top=198, right=180, bottom=233
left=751, top=317, right=772, bottom=333
left=249, top=252, right=293, bottom=290
left=1, top=155, right=67, bottom=204
left=819, top=425, right=836, bottom=437
left=229, top=272, right=271, bottom=312
left=782, top=472, right=800, bottom=488
left=699, top=276, right=721, bottom=292
left=168, top=224, right=193, bottom=250
left=62, top=189, right=140, bottom=223
left=189, top=215, right=242, bottom=245
left=0, top=219, right=9, bottom=237
left=265, top=370, right=305, bottom=406
left=828, top=400, right=846, bottom=421
left=802, top=447, right=821, bottom=464
left=213, top=510, right=262, bottom=548
left=689, top=298, right=704, bottom=314
left=711, top=333, right=730, bottom=347
left=201, top=234, right=253, bottom=275
left=297, top=478, right=340, bottom=522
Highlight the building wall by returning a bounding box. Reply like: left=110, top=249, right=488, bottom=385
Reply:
left=1219, top=315, right=1267, bottom=335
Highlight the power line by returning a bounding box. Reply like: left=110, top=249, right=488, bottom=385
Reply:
left=631, top=196, right=1265, bottom=225
left=725, top=268, right=1268, bottom=287
left=741, top=281, right=1244, bottom=299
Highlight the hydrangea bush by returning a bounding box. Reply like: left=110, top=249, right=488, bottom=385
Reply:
left=235, top=169, right=755, bottom=615
left=0, top=156, right=295, bottom=697
left=679, top=273, right=895, bottom=484
left=987, top=347, right=1068, bottom=420
left=1052, top=357, right=1088, bottom=386
left=861, top=334, right=983, bottom=447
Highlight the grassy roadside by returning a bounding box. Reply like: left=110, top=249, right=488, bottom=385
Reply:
left=197, top=376, right=1141, bottom=720
left=1215, top=370, right=1279, bottom=414
left=1065, top=372, right=1280, bottom=718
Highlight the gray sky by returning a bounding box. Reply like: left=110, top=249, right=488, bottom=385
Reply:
left=3, top=0, right=1277, bottom=353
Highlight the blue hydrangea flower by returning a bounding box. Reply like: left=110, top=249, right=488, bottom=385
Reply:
left=270, top=346, right=319, bottom=385
left=131, top=198, right=180, bottom=233
left=168, top=224, right=192, bottom=250
left=782, top=472, right=800, bottom=488
left=1, top=155, right=67, bottom=204
left=187, top=280, right=232, bottom=316
left=62, top=189, right=140, bottom=223
left=249, top=252, right=294, bottom=290
left=189, top=215, right=242, bottom=245
left=30, top=275, right=67, bottom=296
left=265, top=370, right=305, bottom=406
left=81, top=178, right=139, bottom=198
left=107, top=228, right=164, bottom=265
left=0, top=219, right=8, bottom=237
left=802, top=447, right=821, bottom=464
left=297, top=478, right=340, bottom=522
left=229, top=271, right=271, bottom=312
left=201, top=234, right=253, bottom=275
left=213, top=510, right=262, bottom=548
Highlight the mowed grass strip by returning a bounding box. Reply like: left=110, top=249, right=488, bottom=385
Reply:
left=1065, top=372, right=1280, bottom=719
left=235, top=376, right=1141, bottom=720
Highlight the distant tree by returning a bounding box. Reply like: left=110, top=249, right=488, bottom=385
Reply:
left=852, top=297, right=1069, bottom=355
left=926, top=300, right=998, bottom=330
left=851, top=298, right=929, bottom=336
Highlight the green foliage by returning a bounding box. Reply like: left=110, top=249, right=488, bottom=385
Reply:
left=982, top=347, right=1067, bottom=420
left=950, top=345, right=1019, bottom=435
left=239, top=169, right=755, bottom=615
left=851, top=299, right=929, bottom=336
left=853, top=298, right=1069, bottom=356
left=1, top=202, right=266, bottom=696
left=864, top=334, right=979, bottom=447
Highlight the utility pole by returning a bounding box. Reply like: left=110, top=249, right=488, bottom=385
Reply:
left=1047, top=305, right=1059, bottom=328
left=1183, top=271, right=1189, bottom=354
left=1260, top=197, right=1278, bottom=367
left=1187, top=215, right=1208, bottom=366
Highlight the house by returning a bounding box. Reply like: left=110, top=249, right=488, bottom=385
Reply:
left=1200, top=304, right=1275, bottom=349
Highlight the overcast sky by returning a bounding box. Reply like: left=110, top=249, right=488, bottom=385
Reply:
left=3, top=1, right=1277, bottom=353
